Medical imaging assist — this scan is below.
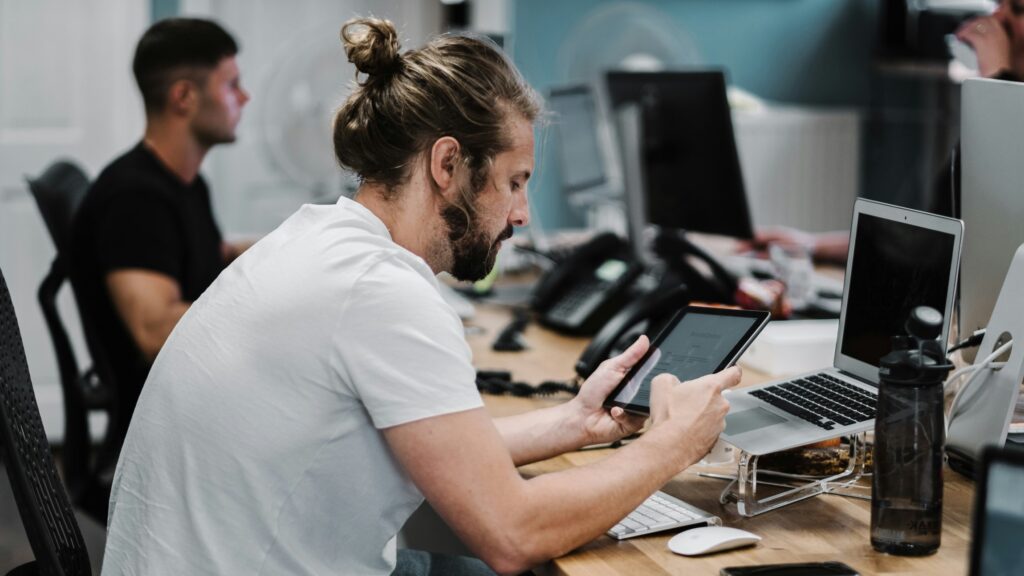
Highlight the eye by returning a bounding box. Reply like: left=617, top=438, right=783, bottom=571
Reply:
left=510, top=181, right=521, bottom=192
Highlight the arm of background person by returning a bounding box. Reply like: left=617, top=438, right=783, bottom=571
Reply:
left=221, top=239, right=256, bottom=264
left=106, top=269, right=189, bottom=362
left=738, top=227, right=850, bottom=264
left=384, top=367, right=739, bottom=575
left=492, top=337, right=649, bottom=466
left=956, top=13, right=1013, bottom=78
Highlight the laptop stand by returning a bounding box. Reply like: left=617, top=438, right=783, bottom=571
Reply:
left=715, top=432, right=870, bottom=517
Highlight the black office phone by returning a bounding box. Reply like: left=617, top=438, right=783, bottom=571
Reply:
left=531, top=232, right=643, bottom=336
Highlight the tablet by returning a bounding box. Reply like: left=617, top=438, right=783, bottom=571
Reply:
left=603, top=306, right=771, bottom=415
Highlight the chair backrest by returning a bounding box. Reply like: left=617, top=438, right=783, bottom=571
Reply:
left=25, top=161, right=89, bottom=256
left=0, top=266, right=91, bottom=575
left=25, top=161, right=95, bottom=510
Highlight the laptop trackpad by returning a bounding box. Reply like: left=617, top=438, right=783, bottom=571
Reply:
left=726, top=408, right=788, bottom=436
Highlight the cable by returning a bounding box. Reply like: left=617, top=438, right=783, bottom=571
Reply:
left=949, top=328, right=987, bottom=353
left=946, top=339, right=1013, bottom=436
left=475, top=370, right=581, bottom=397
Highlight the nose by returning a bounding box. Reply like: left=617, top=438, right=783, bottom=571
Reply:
left=240, top=88, right=251, bottom=107
left=509, top=193, right=529, bottom=228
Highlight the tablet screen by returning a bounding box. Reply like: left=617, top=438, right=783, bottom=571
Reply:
left=605, top=307, right=769, bottom=414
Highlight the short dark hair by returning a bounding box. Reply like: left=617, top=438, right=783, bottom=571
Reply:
left=132, top=18, right=238, bottom=115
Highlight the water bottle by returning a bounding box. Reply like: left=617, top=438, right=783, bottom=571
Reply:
left=870, top=306, right=952, bottom=556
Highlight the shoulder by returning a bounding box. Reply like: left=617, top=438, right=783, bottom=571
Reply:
left=87, top=145, right=177, bottom=207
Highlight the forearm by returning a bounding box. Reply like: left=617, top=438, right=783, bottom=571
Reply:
left=500, top=424, right=701, bottom=568
left=494, top=402, right=589, bottom=466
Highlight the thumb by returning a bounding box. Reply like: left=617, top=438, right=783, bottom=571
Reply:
left=608, top=335, right=650, bottom=372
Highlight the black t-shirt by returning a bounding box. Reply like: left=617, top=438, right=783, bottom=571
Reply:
left=71, top=142, right=224, bottom=411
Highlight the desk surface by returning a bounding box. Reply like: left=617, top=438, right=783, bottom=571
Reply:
left=466, top=301, right=974, bottom=576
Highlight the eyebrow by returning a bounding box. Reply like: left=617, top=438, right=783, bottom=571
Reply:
left=514, top=170, right=532, bottom=181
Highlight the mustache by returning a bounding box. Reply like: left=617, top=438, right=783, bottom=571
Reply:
left=496, top=225, right=514, bottom=243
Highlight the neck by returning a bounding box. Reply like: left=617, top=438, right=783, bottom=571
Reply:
left=355, top=181, right=445, bottom=274
left=142, top=118, right=209, bottom=184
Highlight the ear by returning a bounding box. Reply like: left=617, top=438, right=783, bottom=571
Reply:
left=165, top=79, right=198, bottom=117
left=428, top=136, right=461, bottom=197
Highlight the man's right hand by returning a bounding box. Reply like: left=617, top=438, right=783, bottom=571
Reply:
left=648, top=367, right=742, bottom=464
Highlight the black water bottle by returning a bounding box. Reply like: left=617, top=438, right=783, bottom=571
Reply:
left=870, top=306, right=953, bottom=556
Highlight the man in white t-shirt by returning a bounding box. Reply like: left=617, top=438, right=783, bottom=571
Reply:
left=102, top=18, right=741, bottom=576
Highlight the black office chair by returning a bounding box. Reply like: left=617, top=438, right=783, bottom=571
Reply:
left=26, top=161, right=112, bottom=522
left=0, top=264, right=92, bottom=575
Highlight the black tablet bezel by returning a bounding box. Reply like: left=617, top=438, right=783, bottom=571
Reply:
left=968, top=446, right=1024, bottom=576
left=602, top=306, right=771, bottom=415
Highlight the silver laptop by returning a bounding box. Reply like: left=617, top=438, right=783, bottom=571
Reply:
left=722, top=199, right=963, bottom=455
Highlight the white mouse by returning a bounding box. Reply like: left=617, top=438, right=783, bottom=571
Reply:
left=667, top=526, right=761, bottom=556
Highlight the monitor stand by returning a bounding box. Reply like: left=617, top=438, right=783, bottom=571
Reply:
left=651, top=228, right=738, bottom=304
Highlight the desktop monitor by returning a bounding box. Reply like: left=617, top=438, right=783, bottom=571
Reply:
left=548, top=85, right=609, bottom=195
left=605, top=70, right=754, bottom=239
left=960, top=77, right=1024, bottom=363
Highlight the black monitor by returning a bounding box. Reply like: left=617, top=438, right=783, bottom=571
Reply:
left=605, top=70, right=753, bottom=239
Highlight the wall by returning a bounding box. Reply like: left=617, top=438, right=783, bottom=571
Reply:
left=510, top=0, right=879, bottom=230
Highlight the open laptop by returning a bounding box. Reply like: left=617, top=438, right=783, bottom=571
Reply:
left=721, top=199, right=963, bottom=455
left=969, top=447, right=1024, bottom=576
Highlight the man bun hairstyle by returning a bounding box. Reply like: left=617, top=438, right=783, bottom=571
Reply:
left=133, top=18, right=238, bottom=115
left=342, top=18, right=401, bottom=79
left=333, top=17, right=541, bottom=197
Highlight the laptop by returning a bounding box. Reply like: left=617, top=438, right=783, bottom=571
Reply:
left=969, top=447, right=1024, bottom=576
left=721, top=199, right=963, bottom=456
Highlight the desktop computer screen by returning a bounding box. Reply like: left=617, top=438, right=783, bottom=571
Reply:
left=605, top=70, right=753, bottom=239
left=548, top=85, right=608, bottom=193
left=960, top=78, right=1024, bottom=363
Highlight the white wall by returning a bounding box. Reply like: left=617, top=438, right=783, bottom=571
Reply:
left=0, top=0, right=149, bottom=441
left=180, top=0, right=443, bottom=236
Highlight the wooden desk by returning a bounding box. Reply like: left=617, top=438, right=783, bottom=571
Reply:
left=466, top=302, right=974, bottom=576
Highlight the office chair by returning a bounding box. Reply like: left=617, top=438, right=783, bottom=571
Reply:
left=26, top=161, right=111, bottom=522
left=0, top=264, right=92, bottom=575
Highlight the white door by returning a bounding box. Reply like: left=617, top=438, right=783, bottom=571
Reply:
left=0, top=0, right=148, bottom=441
left=179, top=0, right=442, bottom=235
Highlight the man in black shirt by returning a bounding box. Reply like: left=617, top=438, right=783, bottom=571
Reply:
left=72, top=18, right=250, bottom=421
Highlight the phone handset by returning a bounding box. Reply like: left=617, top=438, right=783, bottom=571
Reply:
left=574, top=284, right=690, bottom=379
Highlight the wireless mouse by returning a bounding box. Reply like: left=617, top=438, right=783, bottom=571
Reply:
left=667, top=526, right=761, bottom=556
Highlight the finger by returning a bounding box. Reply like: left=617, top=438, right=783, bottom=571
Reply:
left=608, top=335, right=650, bottom=371
left=649, top=373, right=676, bottom=416
left=611, top=407, right=645, bottom=430
left=717, top=366, right=743, bottom=391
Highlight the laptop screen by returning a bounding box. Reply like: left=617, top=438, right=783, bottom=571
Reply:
left=840, top=212, right=956, bottom=369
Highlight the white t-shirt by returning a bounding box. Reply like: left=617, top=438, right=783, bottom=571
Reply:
left=101, top=197, right=483, bottom=575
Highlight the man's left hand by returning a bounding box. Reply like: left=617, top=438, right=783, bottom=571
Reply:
left=568, top=336, right=650, bottom=446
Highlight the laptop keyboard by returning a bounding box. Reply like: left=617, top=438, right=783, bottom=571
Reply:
left=750, top=373, right=877, bottom=431
left=607, top=491, right=721, bottom=540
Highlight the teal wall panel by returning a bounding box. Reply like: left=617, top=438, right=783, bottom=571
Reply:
left=511, top=0, right=878, bottom=230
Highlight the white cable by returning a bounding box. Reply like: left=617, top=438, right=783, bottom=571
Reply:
left=944, top=361, right=1007, bottom=392
left=945, top=339, right=1014, bottom=436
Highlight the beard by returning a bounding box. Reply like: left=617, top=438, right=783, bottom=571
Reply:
left=441, top=197, right=513, bottom=282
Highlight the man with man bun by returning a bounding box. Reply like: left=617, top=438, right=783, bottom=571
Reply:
left=102, top=18, right=738, bottom=576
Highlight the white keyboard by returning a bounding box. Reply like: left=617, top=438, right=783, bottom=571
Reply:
left=607, top=491, right=721, bottom=540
